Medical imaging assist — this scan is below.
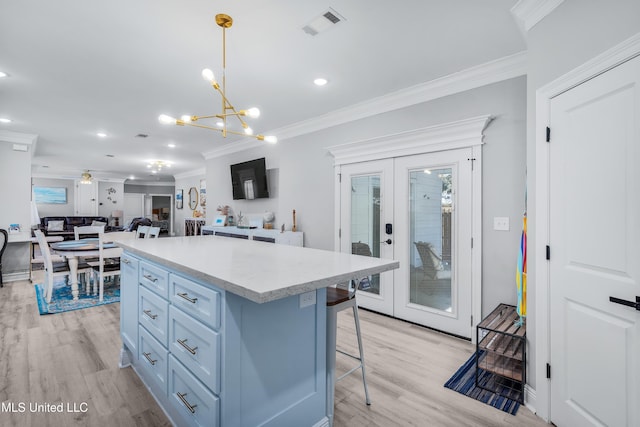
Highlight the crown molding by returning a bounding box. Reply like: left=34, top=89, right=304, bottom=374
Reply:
left=203, top=52, right=526, bottom=159
left=328, top=115, right=492, bottom=166
left=173, top=168, right=206, bottom=180
left=511, top=0, right=565, bottom=33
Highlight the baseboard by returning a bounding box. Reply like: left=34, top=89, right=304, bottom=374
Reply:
left=524, top=384, right=537, bottom=414
left=2, top=271, right=30, bottom=283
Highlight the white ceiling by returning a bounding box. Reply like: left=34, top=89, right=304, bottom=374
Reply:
left=0, top=0, right=525, bottom=184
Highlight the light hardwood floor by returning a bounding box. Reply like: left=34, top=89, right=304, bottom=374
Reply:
left=0, top=277, right=548, bottom=426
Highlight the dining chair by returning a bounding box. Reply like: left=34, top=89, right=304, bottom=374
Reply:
left=0, top=229, right=7, bottom=287
left=74, top=225, right=105, bottom=240
left=327, top=278, right=371, bottom=407
left=136, top=225, right=150, bottom=239
left=90, top=232, right=122, bottom=301
left=146, top=226, right=161, bottom=239
left=72, top=226, right=102, bottom=293
left=34, top=230, right=71, bottom=303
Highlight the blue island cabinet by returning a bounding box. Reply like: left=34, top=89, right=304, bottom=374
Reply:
left=120, top=251, right=329, bottom=427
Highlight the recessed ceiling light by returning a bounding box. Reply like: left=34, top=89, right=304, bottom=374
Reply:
left=0, top=118, right=12, bottom=124
left=97, top=132, right=107, bottom=138
left=129, top=175, right=135, bottom=180
left=168, top=143, right=176, bottom=148
left=314, top=78, right=328, bottom=86
left=0, top=72, right=7, bottom=78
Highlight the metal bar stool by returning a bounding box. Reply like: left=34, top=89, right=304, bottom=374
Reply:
left=326, top=278, right=371, bottom=425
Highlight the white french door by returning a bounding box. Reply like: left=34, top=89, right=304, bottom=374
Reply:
left=394, top=151, right=472, bottom=337
left=549, top=54, right=640, bottom=427
left=339, top=149, right=476, bottom=338
left=339, top=159, right=395, bottom=315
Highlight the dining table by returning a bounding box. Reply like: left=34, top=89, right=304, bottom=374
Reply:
left=50, top=238, right=122, bottom=300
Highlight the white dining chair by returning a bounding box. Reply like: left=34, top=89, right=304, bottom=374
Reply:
left=136, top=225, right=150, bottom=239
left=73, top=226, right=102, bottom=293
left=146, top=226, right=161, bottom=239
left=90, top=232, right=122, bottom=301
left=34, top=230, right=71, bottom=303
left=74, top=225, right=105, bottom=240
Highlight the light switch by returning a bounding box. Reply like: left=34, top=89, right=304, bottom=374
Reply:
left=494, top=217, right=510, bottom=231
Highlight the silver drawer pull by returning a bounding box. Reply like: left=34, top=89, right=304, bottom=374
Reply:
left=143, top=309, right=157, bottom=320
left=142, top=352, right=157, bottom=365
left=177, top=338, right=198, bottom=355
left=143, top=274, right=158, bottom=283
left=176, top=392, right=197, bottom=413
left=177, top=292, right=198, bottom=304
left=122, top=259, right=131, bottom=265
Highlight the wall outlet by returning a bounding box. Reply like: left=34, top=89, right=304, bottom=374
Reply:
left=299, top=291, right=316, bottom=308
left=493, top=217, right=510, bottom=231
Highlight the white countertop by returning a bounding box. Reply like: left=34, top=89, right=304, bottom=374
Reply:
left=118, top=236, right=399, bottom=304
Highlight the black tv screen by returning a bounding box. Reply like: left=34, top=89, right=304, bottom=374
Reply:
left=230, top=158, right=269, bottom=200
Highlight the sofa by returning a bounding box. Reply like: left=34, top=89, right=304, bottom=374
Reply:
left=38, top=216, right=111, bottom=240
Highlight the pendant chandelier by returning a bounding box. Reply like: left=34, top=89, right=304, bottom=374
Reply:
left=80, top=170, right=93, bottom=184
left=159, top=14, right=277, bottom=144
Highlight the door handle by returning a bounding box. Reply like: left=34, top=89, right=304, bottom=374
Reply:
left=609, top=296, right=640, bottom=311
left=381, top=239, right=392, bottom=245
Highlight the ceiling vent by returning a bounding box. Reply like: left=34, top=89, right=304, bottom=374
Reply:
left=302, top=8, right=345, bottom=36
left=135, top=133, right=148, bottom=138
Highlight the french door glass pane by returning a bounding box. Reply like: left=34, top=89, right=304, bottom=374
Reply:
left=409, top=168, right=453, bottom=311
left=351, top=175, right=381, bottom=295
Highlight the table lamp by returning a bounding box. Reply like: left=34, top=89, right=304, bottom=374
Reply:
left=111, top=210, right=123, bottom=227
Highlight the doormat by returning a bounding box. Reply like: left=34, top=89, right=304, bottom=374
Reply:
left=34, top=279, right=119, bottom=315
left=444, top=352, right=521, bottom=415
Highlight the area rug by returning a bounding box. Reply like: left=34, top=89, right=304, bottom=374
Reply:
left=34, top=279, right=120, bottom=315
left=444, top=352, right=521, bottom=415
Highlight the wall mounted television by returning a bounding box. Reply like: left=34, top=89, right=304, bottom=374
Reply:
left=230, top=157, right=269, bottom=200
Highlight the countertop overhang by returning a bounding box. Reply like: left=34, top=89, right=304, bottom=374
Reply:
left=118, top=236, right=399, bottom=304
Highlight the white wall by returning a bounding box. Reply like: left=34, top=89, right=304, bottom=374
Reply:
left=525, top=0, right=640, bottom=392
left=98, top=181, right=125, bottom=223
left=0, top=139, right=32, bottom=277
left=206, top=76, right=527, bottom=314
left=32, top=178, right=75, bottom=218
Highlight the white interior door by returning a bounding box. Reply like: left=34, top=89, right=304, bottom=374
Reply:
left=75, top=181, right=98, bottom=215
left=123, top=193, right=144, bottom=227
left=549, top=54, right=640, bottom=427
left=339, top=150, right=476, bottom=338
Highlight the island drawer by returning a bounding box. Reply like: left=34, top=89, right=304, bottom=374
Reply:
left=139, top=261, right=169, bottom=299
left=139, top=286, right=169, bottom=347
left=138, top=325, right=169, bottom=395
left=169, top=306, right=220, bottom=395
left=168, top=355, right=219, bottom=427
left=169, top=274, right=221, bottom=330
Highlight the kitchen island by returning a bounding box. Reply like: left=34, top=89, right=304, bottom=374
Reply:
left=117, top=235, right=398, bottom=427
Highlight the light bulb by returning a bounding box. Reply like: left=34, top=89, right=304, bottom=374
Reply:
left=244, top=127, right=254, bottom=135
left=314, top=78, right=328, bottom=86
left=180, top=115, right=192, bottom=123
left=158, top=114, right=177, bottom=125
left=202, top=68, right=215, bottom=82
left=216, top=121, right=224, bottom=127
left=246, top=107, right=260, bottom=118
left=264, top=135, right=277, bottom=144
